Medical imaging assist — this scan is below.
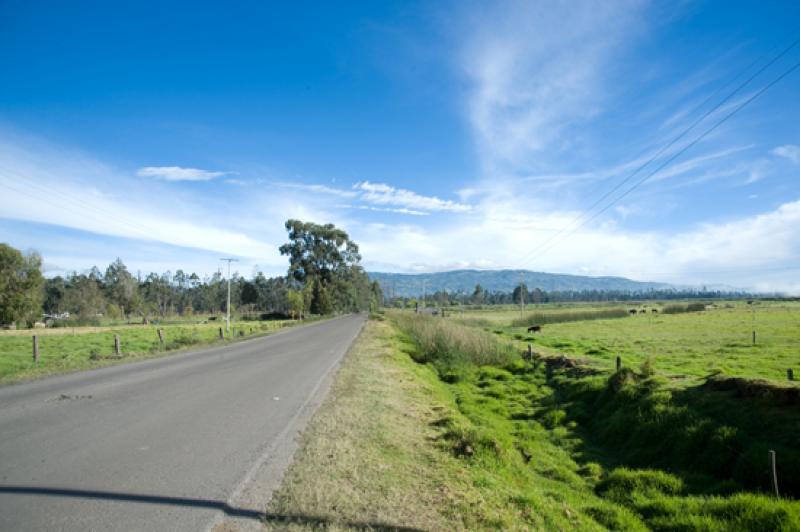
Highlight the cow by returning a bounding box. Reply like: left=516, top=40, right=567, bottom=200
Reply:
left=651, top=308, right=658, bottom=314
left=639, top=309, right=647, bottom=314
left=629, top=309, right=638, bottom=315
left=527, top=325, right=542, bottom=333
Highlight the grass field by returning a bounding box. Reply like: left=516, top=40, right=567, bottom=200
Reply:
left=464, top=300, right=800, bottom=383
left=0, top=319, right=295, bottom=384
left=389, top=309, right=800, bottom=529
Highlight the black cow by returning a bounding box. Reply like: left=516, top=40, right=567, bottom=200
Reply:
left=527, top=325, right=542, bottom=333
left=651, top=308, right=658, bottom=314
left=629, top=309, right=637, bottom=315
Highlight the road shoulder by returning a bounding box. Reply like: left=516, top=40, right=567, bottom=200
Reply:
left=261, top=317, right=481, bottom=531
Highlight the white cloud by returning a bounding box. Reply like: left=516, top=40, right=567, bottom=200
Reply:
left=459, top=1, right=645, bottom=175
left=0, top=136, right=283, bottom=263
left=354, top=181, right=472, bottom=212
left=277, top=180, right=471, bottom=214
left=336, top=204, right=428, bottom=216
left=137, top=166, right=227, bottom=181
left=278, top=183, right=358, bottom=198
left=772, top=144, right=800, bottom=164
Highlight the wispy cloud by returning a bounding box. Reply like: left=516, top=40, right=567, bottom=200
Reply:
left=137, top=166, right=227, bottom=181
left=335, top=204, right=428, bottom=216
left=459, top=1, right=645, bottom=176
left=277, top=182, right=358, bottom=198
left=276, top=180, right=471, bottom=214
left=354, top=181, right=472, bottom=213
left=772, top=144, right=800, bottom=164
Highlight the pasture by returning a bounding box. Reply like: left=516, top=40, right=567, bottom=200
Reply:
left=389, top=309, right=800, bottom=528
left=0, top=319, right=294, bottom=384
left=465, top=300, right=799, bottom=383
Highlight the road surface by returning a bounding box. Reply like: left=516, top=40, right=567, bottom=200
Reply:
left=0, top=314, right=366, bottom=531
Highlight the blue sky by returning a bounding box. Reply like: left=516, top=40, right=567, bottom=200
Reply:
left=1, top=1, right=799, bottom=292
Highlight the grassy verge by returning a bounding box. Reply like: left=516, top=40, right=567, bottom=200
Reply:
left=267, top=318, right=551, bottom=530
left=0, top=320, right=297, bottom=384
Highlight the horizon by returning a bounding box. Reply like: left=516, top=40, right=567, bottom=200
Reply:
left=2, top=2, right=799, bottom=293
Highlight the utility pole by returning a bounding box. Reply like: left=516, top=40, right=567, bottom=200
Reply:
left=221, top=258, right=238, bottom=333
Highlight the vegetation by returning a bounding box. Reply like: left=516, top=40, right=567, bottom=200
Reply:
left=0, top=319, right=294, bottom=383
left=0, top=244, right=44, bottom=327
left=511, top=307, right=630, bottom=327
left=497, top=301, right=797, bottom=382
left=280, top=219, right=382, bottom=317
left=388, top=310, right=800, bottom=530
left=0, top=220, right=381, bottom=330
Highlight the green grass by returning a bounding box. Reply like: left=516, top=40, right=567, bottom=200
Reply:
left=468, top=301, right=800, bottom=382
left=389, top=310, right=800, bottom=530
left=0, top=320, right=294, bottom=383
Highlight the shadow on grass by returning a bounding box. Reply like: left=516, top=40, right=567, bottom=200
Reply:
left=0, top=485, right=425, bottom=531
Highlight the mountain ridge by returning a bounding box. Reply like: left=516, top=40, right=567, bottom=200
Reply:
left=368, top=269, right=672, bottom=298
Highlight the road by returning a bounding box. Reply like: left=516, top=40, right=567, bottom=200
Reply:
left=0, top=314, right=366, bottom=531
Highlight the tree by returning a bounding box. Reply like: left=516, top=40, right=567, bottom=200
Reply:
left=279, top=219, right=361, bottom=284
left=0, top=244, right=44, bottom=326
left=104, top=258, right=140, bottom=318
left=471, top=284, right=485, bottom=305
left=279, top=219, right=371, bottom=314
left=309, top=277, right=332, bottom=315
left=286, top=289, right=304, bottom=319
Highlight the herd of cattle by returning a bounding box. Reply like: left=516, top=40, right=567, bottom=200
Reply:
left=630, top=308, right=659, bottom=315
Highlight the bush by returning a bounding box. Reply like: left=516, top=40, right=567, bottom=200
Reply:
left=392, top=312, right=517, bottom=374
left=511, top=308, right=629, bottom=327
left=662, top=303, right=706, bottom=314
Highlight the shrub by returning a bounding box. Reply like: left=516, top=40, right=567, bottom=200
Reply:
left=392, top=313, right=518, bottom=374
left=511, top=308, right=629, bottom=327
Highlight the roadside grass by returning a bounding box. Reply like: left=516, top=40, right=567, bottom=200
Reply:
left=0, top=320, right=295, bottom=384
left=268, top=318, right=607, bottom=530
left=466, top=301, right=800, bottom=382
left=390, top=311, right=800, bottom=530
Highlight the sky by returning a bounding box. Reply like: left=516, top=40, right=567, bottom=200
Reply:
left=1, top=0, right=799, bottom=293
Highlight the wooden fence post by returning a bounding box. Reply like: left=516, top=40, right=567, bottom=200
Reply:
left=788, top=368, right=794, bottom=381
left=114, top=335, right=121, bottom=356
left=770, top=450, right=779, bottom=498
left=157, top=328, right=164, bottom=348
left=616, top=356, right=621, bottom=371
left=752, top=331, right=756, bottom=345
left=219, top=327, right=224, bottom=340
left=527, top=344, right=532, bottom=362
left=33, top=335, right=39, bottom=363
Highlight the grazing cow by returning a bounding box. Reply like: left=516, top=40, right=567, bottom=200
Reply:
left=527, top=325, right=542, bottom=333
left=652, top=309, right=658, bottom=314
left=629, top=309, right=637, bottom=315
left=639, top=309, right=647, bottom=314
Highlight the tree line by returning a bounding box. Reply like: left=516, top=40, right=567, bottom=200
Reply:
left=0, top=220, right=382, bottom=328
left=387, top=282, right=761, bottom=308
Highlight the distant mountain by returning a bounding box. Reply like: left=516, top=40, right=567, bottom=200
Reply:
left=368, top=269, right=672, bottom=297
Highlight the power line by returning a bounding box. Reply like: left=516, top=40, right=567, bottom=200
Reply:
left=514, top=32, right=800, bottom=269
left=533, top=59, right=800, bottom=259
left=0, top=165, right=166, bottom=240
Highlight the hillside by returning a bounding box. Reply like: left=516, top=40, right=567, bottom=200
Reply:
left=368, top=269, right=671, bottom=297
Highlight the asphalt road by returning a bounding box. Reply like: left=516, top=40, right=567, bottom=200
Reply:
left=0, top=314, right=366, bottom=531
